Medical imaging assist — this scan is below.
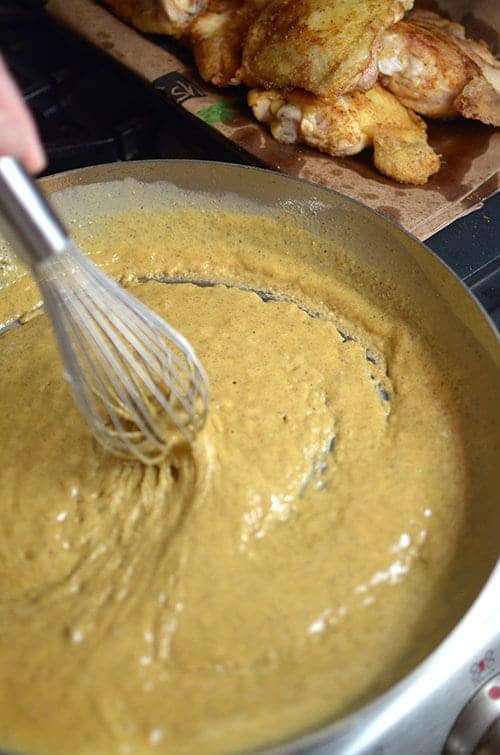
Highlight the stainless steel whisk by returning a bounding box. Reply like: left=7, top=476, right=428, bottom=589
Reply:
left=0, top=156, right=209, bottom=464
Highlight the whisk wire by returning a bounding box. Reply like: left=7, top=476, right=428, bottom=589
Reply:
left=108, top=283, right=203, bottom=396
left=42, top=280, right=151, bottom=455
left=0, top=156, right=208, bottom=463
left=89, top=289, right=201, bottom=436
left=76, top=250, right=203, bottom=412
left=68, top=281, right=195, bottom=455
left=66, top=290, right=162, bottom=451
left=35, top=244, right=209, bottom=463
left=102, top=303, right=195, bottom=421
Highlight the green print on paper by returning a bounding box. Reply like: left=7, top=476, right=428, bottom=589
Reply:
left=197, top=101, right=238, bottom=124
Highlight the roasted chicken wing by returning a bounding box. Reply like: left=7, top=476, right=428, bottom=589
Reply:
left=241, top=0, right=413, bottom=98
left=248, top=84, right=440, bottom=185
left=378, top=10, right=500, bottom=125
left=102, top=0, right=207, bottom=37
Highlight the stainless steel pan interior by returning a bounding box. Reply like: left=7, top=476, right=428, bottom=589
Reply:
left=2, top=160, right=498, bottom=755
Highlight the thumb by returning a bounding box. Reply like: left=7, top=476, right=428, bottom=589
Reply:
left=0, top=56, right=46, bottom=174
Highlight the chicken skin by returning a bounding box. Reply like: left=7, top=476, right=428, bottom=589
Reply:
left=194, top=1, right=499, bottom=125
left=378, top=11, right=500, bottom=125
left=188, top=0, right=268, bottom=87
left=101, top=0, right=497, bottom=185
left=241, top=0, right=413, bottom=99
left=102, top=0, right=207, bottom=37
left=248, top=84, right=440, bottom=185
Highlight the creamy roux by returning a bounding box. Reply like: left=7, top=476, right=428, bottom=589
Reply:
left=0, top=201, right=498, bottom=755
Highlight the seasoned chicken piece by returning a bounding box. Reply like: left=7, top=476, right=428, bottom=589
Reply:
left=188, top=0, right=246, bottom=86
left=241, top=0, right=413, bottom=99
left=102, top=0, right=207, bottom=37
left=248, top=84, right=440, bottom=185
left=188, top=0, right=268, bottom=87
left=378, top=10, right=500, bottom=125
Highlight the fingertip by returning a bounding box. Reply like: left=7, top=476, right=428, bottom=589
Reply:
left=25, top=143, right=47, bottom=175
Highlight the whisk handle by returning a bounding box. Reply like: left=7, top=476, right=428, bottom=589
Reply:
left=0, top=156, right=68, bottom=268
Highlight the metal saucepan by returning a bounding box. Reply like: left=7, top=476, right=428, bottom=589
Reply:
left=3, top=160, right=500, bottom=755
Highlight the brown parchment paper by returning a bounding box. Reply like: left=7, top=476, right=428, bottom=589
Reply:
left=46, top=0, right=499, bottom=239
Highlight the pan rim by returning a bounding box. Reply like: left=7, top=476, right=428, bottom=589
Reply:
left=5, top=158, right=493, bottom=752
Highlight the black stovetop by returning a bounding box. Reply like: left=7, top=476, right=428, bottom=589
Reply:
left=1, top=0, right=499, bottom=328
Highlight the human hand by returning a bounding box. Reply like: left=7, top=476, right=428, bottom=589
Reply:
left=0, top=55, right=46, bottom=173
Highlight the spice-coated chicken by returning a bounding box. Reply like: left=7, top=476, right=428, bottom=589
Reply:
left=102, top=0, right=207, bottom=37
left=188, top=0, right=267, bottom=87
left=248, top=84, right=440, bottom=184
left=378, top=10, right=500, bottom=126
left=100, top=0, right=499, bottom=185
left=241, top=0, right=413, bottom=98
